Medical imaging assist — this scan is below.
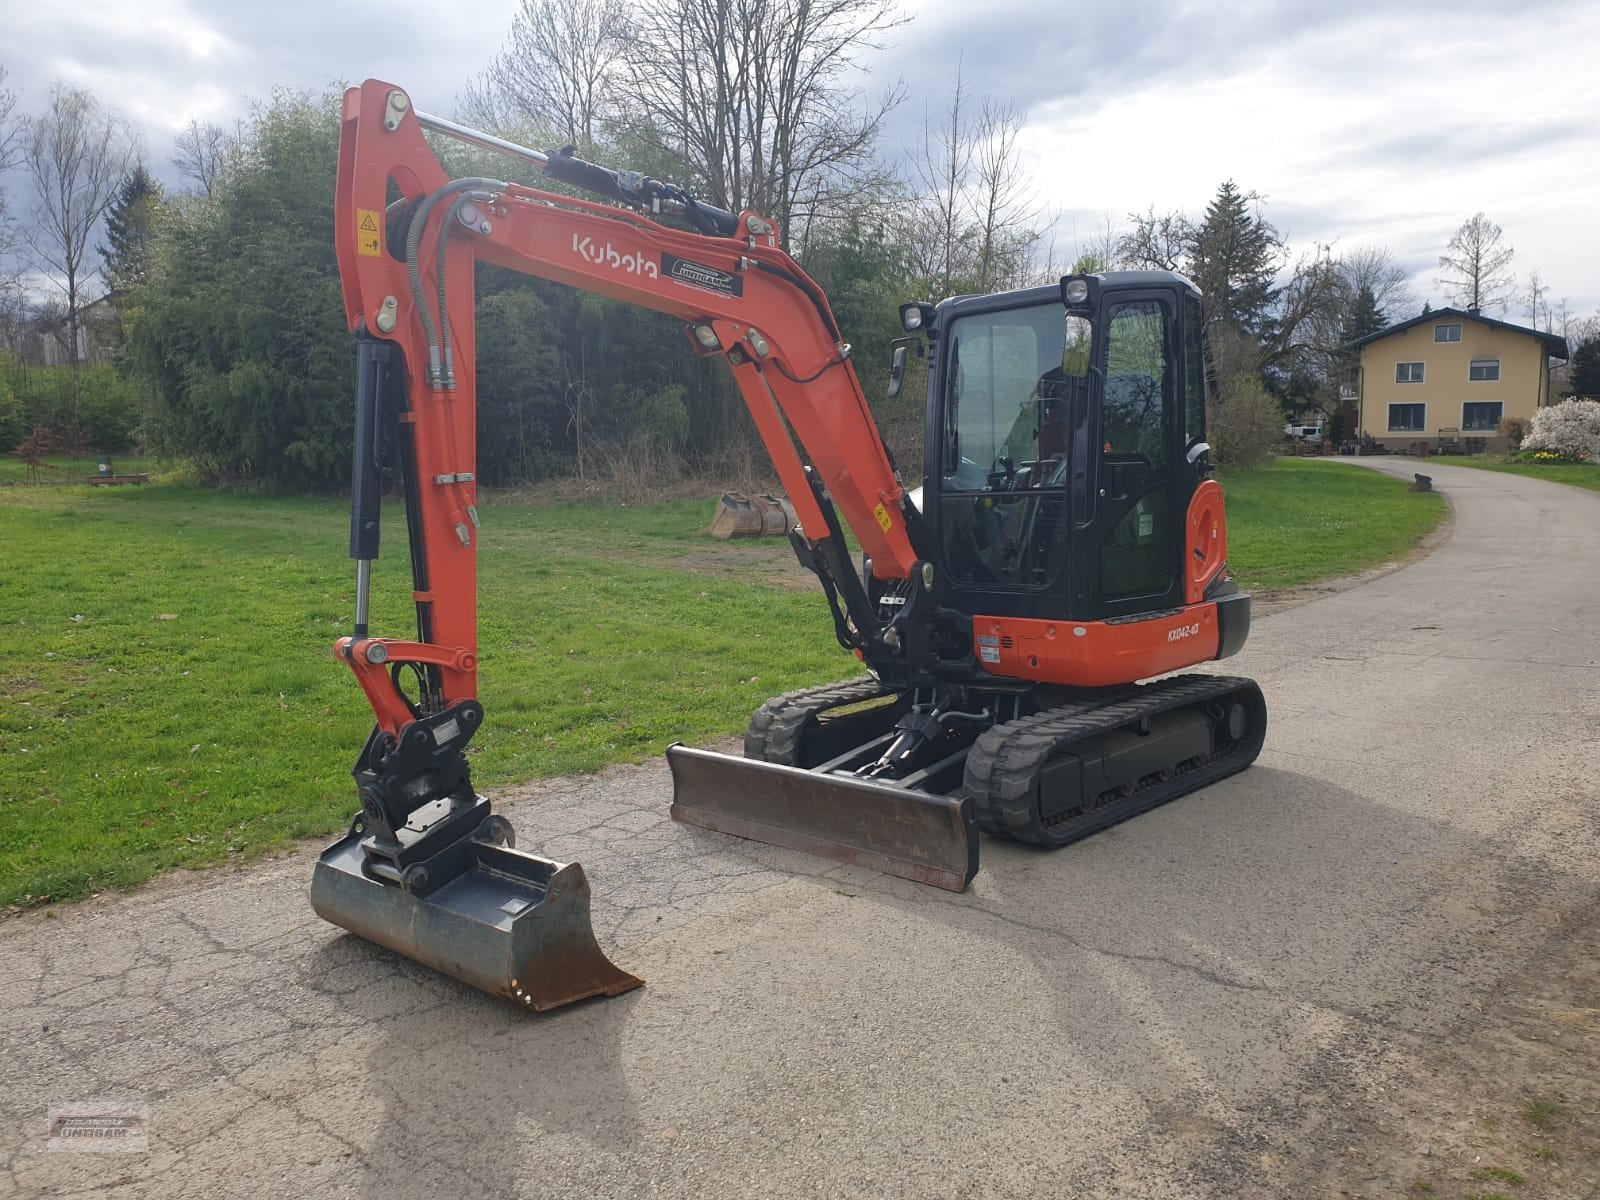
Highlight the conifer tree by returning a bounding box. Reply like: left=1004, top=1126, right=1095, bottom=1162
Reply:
left=1570, top=337, right=1600, bottom=399
left=100, top=164, right=162, bottom=299
left=1186, top=180, right=1280, bottom=342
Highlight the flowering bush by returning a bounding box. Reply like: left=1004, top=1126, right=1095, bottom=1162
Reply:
left=1521, top=399, right=1600, bottom=462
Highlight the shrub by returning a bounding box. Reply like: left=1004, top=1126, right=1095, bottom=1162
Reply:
left=0, top=376, right=22, bottom=453
left=1498, top=415, right=1529, bottom=450
left=1521, top=398, right=1600, bottom=462
left=1207, top=373, right=1281, bottom=468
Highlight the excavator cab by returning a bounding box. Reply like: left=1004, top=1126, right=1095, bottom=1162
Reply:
left=924, top=273, right=1216, bottom=624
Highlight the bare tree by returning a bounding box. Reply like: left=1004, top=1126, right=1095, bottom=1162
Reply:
left=970, top=98, right=1038, bottom=291
left=0, top=66, right=22, bottom=169
left=1336, top=244, right=1414, bottom=318
left=906, top=73, right=973, bottom=295
left=1524, top=268, right=1548, bottom=331
left=1066, top=212, right=1123, bottom=274
left=476, top=0, right=628, bottom=145
left=903, top=73, right=1040, bottom=295
left=1436, top=212, right=1515, bottom=314
left=621, top=0, right=906, bottom=242
left=0, top=67, right=26, bottom=323
left=23, top=83, right=136, bottom=417
left=1117, top=206, right=1190, bottom=272
left=172, top=118, right=232, bottom=198
left=1266, top=243, right=1346, bottom=369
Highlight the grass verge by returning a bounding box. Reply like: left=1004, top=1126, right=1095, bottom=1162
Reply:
left=1426, top=456, right=1600, bottom=493
left=1, top=459, right=1442, bottom=907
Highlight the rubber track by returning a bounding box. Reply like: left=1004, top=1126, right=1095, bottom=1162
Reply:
left=963, top=674, right=1264, bottom=845
left=744, top=678, right=901, bottom=765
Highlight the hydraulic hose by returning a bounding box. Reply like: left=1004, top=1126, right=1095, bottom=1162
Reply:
left=403, top=177, right=508, bottom=386
left=438, top=190, right=497, bottom=387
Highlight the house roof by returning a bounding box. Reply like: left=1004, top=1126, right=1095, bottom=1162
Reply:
left=1351, top=307, right=1569, bottom=359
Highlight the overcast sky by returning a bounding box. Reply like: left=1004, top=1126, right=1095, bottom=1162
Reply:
left=4, top=0, right=1596, bottom=327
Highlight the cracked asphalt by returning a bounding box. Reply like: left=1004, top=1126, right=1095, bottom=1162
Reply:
left=3, top=459, right=1598, bottom=1199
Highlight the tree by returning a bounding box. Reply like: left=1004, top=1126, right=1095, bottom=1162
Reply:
left=172, top=118, right=233, bottom=198
left=1436, top=212, right=1514, bottom=314
left=22, top=83, right=136, bottom=418
left=903, top=73, right=1039, bottom=296
left=0, top=67, right=27, bottom=334
left=619, top=0, right=905, bottom=241
left=1570, top=338, right=1600, bottom=399
left=969, top=99, right=1038, bottom=292
left=1337, top=244, right=1413, bottom=318
left=129, top=90, right=350, bottom=485
left=1071, top=213, right=1124, bottom=274
left=474, top=0, right=628, bottom=146
left=1339, top=285, right=1386, bottom=348
left=1524, top=268, right=1549, bottom=331
left=0, top=66, right=20, bottom=168
left=100, top=165, right=162, bottom=299
left=1117, top=206, right=1188, bottom=272
left=906, top=73, right=973, bottom=297
left=1187, top=181, right=1279, bottom=341
left=1522, top=398, right=1600, bottom=460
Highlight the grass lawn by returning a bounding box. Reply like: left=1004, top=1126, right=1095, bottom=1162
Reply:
left=1219, top=459, right=1444, bottom=591
left=0, top=458, right=1441, bottom=907
left=1426, top=456, right=1600, bottom=494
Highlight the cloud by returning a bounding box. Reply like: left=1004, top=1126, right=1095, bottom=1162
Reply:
left=1, top=0, right=1596, bottom=313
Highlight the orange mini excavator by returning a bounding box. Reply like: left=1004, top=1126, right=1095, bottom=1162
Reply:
left=311, top=80, right=1266, bottom=1009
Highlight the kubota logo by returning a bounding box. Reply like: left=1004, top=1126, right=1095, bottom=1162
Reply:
left=573, top=235, right=658, bottom=278
left=1167, top=623, right=1201, bottom=642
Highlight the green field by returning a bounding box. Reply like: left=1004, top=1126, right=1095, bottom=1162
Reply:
left=1428, top=456, right=1600, bottom=494
left=0, top=459, right=1442, bottom=907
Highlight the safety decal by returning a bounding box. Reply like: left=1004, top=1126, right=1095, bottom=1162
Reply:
left=356, top=209, right=382, bottom=257
left=662, top=254, right=743, bottom=298
left=873, top=503, right=894, bottom=533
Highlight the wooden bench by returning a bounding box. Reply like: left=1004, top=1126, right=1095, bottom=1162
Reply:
left=84, top=473, right=151, bottom=486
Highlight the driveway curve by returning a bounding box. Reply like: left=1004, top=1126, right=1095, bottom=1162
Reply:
left=3, top=459, right=1598, bottom=1199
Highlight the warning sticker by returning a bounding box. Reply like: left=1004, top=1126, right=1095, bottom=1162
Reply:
left=873, top=503, right=894, bottom=533
left=356, top=208, right=382, bottom=257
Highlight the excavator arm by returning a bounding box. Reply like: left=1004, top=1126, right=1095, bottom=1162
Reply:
left=333, top=79, right=923, bottom=740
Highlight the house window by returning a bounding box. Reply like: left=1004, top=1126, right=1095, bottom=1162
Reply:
left=1388, top=403, right=1426, bottom=432
left=1462, top=402, right=1503, bottom=431
left=1469, top=359, right=1500, bottom=381
left=1434, top=324, right=1462, bottom=342
left=1395, top=362, right=1424, bottom=383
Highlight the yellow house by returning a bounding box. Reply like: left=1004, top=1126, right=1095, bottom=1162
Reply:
left=1353, top=308, right=1568, bottom=453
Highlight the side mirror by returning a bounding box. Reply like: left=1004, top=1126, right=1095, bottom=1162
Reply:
left=887, top=344, right=908, bottom=399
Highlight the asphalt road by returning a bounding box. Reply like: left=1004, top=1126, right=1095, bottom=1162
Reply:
left=4, top=460, right=1598, bottom=1199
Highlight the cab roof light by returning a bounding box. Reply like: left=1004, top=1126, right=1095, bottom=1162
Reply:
left=899, top=302, right=934, bottom=333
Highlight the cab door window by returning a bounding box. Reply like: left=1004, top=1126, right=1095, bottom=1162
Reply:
left=1098, top=300, right=1174, bottom=602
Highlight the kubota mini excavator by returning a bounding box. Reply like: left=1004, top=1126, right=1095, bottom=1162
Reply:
left=311, top=80, right=1266, bottom=1010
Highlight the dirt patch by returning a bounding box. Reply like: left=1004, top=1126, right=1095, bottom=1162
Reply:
left=669, top=544, right=817, bottom=591
left=1261, top=898, right=1600, bottom=1199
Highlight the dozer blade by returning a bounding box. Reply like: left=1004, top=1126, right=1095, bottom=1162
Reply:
left=667, top=744, right=979, bottom=892
left=311, top=830, right=643, bottom=1011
